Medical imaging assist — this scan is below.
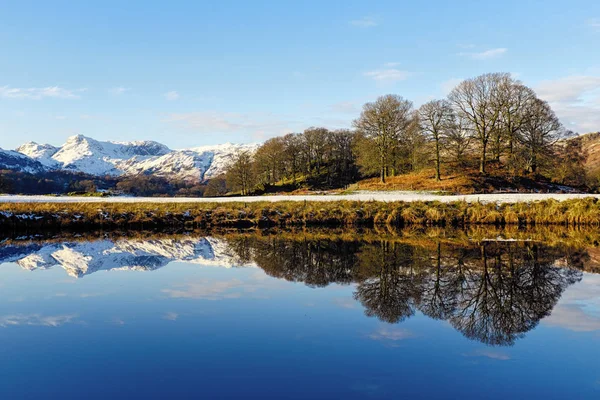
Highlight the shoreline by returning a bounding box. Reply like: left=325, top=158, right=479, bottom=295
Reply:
left=1, top=197, right=600, bottom=229
left=0, top=192, right=599, bottom=204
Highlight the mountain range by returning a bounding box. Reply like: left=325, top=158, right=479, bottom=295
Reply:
left=0, top=135, right=259, bottom=181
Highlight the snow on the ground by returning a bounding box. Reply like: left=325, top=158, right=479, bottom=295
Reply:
left=1, top=192, right=599, bottom=204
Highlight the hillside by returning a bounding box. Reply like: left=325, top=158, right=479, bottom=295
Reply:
left=348, top=166, right=580, bottom=194
left=578, top=131, right=600, bottom=176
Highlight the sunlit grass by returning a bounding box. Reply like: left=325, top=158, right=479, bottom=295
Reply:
left=1, top=198, right=600, bottom=228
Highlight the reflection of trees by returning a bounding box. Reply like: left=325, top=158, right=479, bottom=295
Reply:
left=448, top=243, right=582, bottom=345
left=353, top=241, right=425, bottom=323
left=226, top=236, right=360, bottom=287
left=228, top=235, right=586, bottom=346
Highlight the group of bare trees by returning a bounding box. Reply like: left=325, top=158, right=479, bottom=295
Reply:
left=356, top=72, right=570, bottom=183
left=224, top=72, right=578, bottom=194
left=226, top=128, right=359, bottom=194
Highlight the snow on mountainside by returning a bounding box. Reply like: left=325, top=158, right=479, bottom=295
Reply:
left=7, top=236, right=251, bottom=278
left=50, top=134, right=171, bottom=176
left=16, top=142, right=60, bottom=168
left=14, top=135, right=258, bottom=181
left=120, top=143, right=260, bottom=181
left=189, top=143, right=261, bottom=179
left=0, top=147, right=46, bottom=174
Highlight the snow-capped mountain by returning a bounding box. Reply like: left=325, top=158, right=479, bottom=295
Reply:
left=13, top=135, right=258, bottom=181
left=119, top=143, right=260, bottom=181
left=15, top=142, right=60, bottom=168
left=0, top=147, right=47, bottom=174
left=4, top=236, right=252, bottom=278
left=50, top=134, right=171, bottom=176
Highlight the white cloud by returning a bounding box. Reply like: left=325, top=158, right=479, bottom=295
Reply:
left=163, top=312, right=179, bottom=321
left=350, top=16, right=378, bottom=28
left=459, top=48, right=507, bottom=60
left=441, top=78, right=464, bottom=95
left=535, top=75, right=600, bottom=133
left=329, top=101, right=360, bottom=114
left=0, top=314, right=78, bottom=327
left=164, top=90, right=180, bottom=101
left=368, top=327, right=414, bottom=341
left=587, top=18, right=600, bottom=31
left=109, top=87, right=130, bottom=95
left=463, top=349, right=511, bottom=361
left=162, top=276, right=281, bottom=301
left=0, top=86, right=82, bottom=100
left=536, top=75, right=600, bottom=103
left=165, top=110, right=299, bottom=140
left=364, top=68, right=411, bottom=83
left=543, top=274, right=600, bottom=331
left=332, top=297, right=357, bottom=309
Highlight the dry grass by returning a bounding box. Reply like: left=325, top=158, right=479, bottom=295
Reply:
left=350, top=168, right=476, bottom=193
left=2, top=198, right=600, bottom=229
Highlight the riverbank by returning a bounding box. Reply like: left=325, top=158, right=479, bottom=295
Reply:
left=1, top=192, right=600, bottom=204
left=2, top=197, right=600, bottom=229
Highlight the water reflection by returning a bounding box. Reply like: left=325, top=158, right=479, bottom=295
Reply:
left=231, top=235, right=588, bottom=346
left=1, top=231, right=597, bottom=347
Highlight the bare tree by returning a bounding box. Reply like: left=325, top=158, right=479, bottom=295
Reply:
left=353, top=95, right=413, bottom=183
left=418, top=100, right=455, bottom=180
left=225, top=150, right=255, bottom=195
left=448, top=73, right=508, bottom=174
left=519, top=98, right=565, bottom=174
left=497, top=79, right=536, bottom=168
left=302, top=127, right=329, bottom=175
left=282, top=133, right=302, bottom=183
left=445, top=121, right=472, bottom=167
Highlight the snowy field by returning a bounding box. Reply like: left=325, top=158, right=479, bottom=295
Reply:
left=1, top=192, right=599, bottom=204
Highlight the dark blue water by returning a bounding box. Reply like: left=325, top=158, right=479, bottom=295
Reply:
left=0, top=234, right=598, bottom=399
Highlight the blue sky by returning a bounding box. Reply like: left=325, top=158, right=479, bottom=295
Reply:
left=1, top=0, right=599, bottom=150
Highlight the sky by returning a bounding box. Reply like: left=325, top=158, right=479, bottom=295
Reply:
left=0, top=0, right=599, bottom=150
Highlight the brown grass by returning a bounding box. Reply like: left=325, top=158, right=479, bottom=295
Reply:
left=350, top=168, right=476, bottom=193
left=1, top=198, right=600, bottom=229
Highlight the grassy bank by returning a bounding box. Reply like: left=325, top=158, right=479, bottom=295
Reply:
left=2, top=198, right=600, bottom=230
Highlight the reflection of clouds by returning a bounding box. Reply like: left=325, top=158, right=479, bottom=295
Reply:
left=163, top=312, right=179, bottom=321
left=0, top=314, right=78, bottom=327
left=332, top=297, right=357, bottom=309
left=463, top=349, right=511, bottom=361
left=368, top=327, right=414, bottom=341
left=544, top=274, right=600, bottom=332
left=544, top=304, right=600, bottom=332
left=162, top=278, right=272, bottom=300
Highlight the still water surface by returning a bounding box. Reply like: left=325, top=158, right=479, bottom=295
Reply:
left=0, top=231, right=599, bottom=399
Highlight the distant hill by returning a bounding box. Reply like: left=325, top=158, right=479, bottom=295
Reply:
left=576, top=132, right=600, bottom=177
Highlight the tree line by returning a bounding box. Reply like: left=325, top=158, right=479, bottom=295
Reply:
left=225, top=72, right=587, bottom=194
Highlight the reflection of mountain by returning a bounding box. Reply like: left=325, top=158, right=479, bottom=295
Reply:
left=2, top=232, right=598, bottom=345
left=224, top=236, right=591, bottom=346
left=2, top=237, right=249, bottom=278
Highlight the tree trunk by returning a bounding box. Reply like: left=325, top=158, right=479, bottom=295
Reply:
left=479, top=141, right=487, bottom=174
left=435, top=139, right=441, bottom=181
left=380, top=152, right=386, bottom=183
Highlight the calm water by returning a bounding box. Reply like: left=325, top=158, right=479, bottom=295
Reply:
left=0, top=231, right=599, bottom=399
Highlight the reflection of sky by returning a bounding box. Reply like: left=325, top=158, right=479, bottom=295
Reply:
left=0, top=259, right=599, bottom=399
left=543, top=273, right=600, bottom=332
